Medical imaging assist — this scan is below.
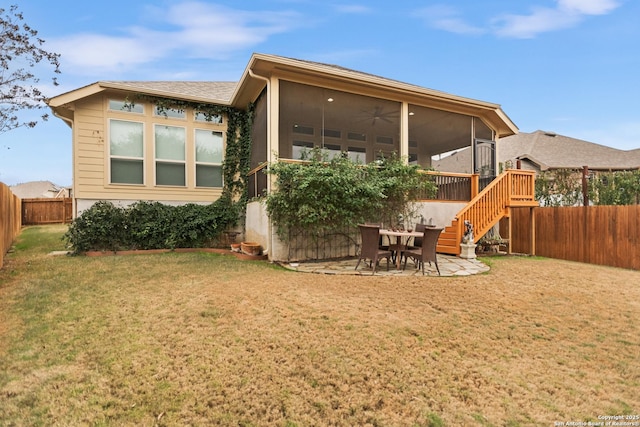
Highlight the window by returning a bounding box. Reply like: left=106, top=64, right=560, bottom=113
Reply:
left=195, top=111, right=223, bottom=124
left=293, top=124, right=314, bottom=135
left=376, top=136, right=394, bottom=145
left=292, top=141, right=314, bottom=160
left=155, top=125, right=186, bottom=186
left=110, top=120, right=144, bottom=184
left=154, top=106, right=186, bottom=119
left=348, top=132, right=367, bottom=142
left=347, top=146, right=366, bottom=163
left=109, top=99, right=143, bottom=114
left=195, top=129, right=223, bottom=187
left=322, top=129, right=341, bottom=139
left=322, top=143, right=342, bottom=160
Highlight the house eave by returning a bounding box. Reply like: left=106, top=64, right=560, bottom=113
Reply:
left=233, top=53, right=518, bottom=137
left=48, top=81, right=234, bottom=109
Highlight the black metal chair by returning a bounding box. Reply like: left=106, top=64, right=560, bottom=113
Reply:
left=355, top=224, right=393, bottom=275
left=402, top=227, right=443, bottom=275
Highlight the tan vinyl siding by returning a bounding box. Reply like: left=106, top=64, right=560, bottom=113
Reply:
left=72, top=92, right=226, bottom=203
left=74, top=96, right=105, bottom=199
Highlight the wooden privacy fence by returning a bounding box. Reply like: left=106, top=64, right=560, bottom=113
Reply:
left=1, top=182, right=22, bottom=269
left=509, top=205, right=640, bottom=270
left=22, top=198, right=73, bottom=225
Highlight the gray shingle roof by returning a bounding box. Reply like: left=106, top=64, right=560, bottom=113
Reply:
left=100, top=81, right=238, bottom=103
left=433, top=130, right=640, bottom=174
left=499, top=130, right=640, bottom=171
left=10, top=181, right=65, bottom=198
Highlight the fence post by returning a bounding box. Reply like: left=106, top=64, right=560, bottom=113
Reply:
left=582, top=166, right=589, bottom=206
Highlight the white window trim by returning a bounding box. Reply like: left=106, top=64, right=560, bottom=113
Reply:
left=108, top=118, right=145, bottom=185
left=194, top=128, right=224, bottom=188
left=154, top=124, right=187, bottom=187
left=194, top=111, right=223, bottom=124
left=154, top=105, right=186, bottom=120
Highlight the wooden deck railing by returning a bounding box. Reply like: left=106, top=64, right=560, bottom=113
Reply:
left=437, top=169, right=537, bottom=255
left=248, top=161, right=484, bottom=202
left=418, top=171, right=478, bottom=201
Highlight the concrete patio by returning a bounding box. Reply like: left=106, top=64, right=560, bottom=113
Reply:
left=280, top=254, right=490, bottom=277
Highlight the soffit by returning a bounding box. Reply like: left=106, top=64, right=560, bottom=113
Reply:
left=237, top=53, right=518, bottom=137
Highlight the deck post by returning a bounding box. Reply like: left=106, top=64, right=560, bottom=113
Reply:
left=470, top=174, right=479, bottom=199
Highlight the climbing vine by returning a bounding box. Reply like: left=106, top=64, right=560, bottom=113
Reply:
left=124, top=95, right=254, bottom=214
left=264, top=150, right=437, bottom=242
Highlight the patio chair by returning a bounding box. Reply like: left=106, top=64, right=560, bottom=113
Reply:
left=365, top=222, right=389, bottom=250
left=402, top=227, right=443, bottom=275
left=408, top=223, right=427, bottom=249
left=355, top=224, right=393, bottom=275
left=397, top=223, right=427, bottom=265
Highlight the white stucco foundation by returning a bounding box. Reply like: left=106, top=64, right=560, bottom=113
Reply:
left=245, top=200, right=466, bottom=262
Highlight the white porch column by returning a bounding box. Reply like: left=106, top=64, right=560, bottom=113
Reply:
left=400, top=101, right=409, bottom=162
left=268, top=77, right=279, bottom=192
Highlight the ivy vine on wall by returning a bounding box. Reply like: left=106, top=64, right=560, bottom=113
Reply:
left=124, top=95, right=254, bottom=213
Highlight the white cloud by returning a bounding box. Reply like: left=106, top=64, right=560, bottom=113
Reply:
left=558, top=0, right=620, bottom=15
left=333, top=5, right=372, bottom=14
left=49, top=2, right=302, bottom=76
left=417, top=0, right=621, bottom=39
left=414, top=5, right=485, bottom=35
left=493, top=0, right=621, bottom=38
left=492, top=7, right=580, bottom=38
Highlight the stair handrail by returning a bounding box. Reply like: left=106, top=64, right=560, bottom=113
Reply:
left=453, top=169, right=536, bottom=242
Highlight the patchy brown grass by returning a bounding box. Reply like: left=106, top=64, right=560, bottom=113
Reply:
left=0, top=225, right=639, bottom=426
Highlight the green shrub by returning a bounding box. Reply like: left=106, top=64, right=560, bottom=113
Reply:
left=63, top=201, right=127, bottom=253
left=264, top=151, right=437, bottom=241
left=63, top=198, right=239, bottom=254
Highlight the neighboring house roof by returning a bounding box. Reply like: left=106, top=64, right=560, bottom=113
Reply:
left=433, top=130, right=640, bottom=174
left=10, top=181, right=68, bottom=199
left=500, top=130, right=640, bottom=171
left=48, top=53, right=518, bottom=138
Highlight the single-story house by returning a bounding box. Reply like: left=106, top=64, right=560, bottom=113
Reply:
left=48, top=53, right=534, bottom=260
left=434, top=129, right=640, bottom=174
left=10, top=180, right=70, bottom=199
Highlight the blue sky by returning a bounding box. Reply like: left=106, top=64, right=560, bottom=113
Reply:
left=1, top=0, right=638, bottom=186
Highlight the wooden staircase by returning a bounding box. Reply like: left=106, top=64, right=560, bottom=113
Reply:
left=437, top=170, right=538, bottom=255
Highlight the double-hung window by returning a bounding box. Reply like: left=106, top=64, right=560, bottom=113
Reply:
left=195, top=129, right=223, bottom=187
left=110, top=119, right=144, bottom=184
left=155, top=124, right=186, bottom=186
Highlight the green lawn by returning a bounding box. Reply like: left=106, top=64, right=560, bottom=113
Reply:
left=1, top=225, right=638, bottom=426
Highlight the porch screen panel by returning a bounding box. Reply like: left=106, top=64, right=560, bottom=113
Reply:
left=408, top=104, right=473, bottom=172
left=279, top=80, right=400, bottom=163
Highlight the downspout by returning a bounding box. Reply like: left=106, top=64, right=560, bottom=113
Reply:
left=247, top=68, right=273, bottom=258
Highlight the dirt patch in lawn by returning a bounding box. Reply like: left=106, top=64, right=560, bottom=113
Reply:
left=1, top=231, right=639, bottom=426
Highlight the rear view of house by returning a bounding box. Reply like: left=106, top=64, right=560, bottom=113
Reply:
left=48, top=53, right=534, bottom=260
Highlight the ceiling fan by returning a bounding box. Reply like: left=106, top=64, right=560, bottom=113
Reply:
left=355, top=106, right=399, bottom=126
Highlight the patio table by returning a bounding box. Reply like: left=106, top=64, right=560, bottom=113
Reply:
left=379, top=229, right=423, bottom=269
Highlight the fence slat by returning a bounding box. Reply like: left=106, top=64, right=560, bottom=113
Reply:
left=21, top=198, right=73, bottom=225
left=1, top=182, right=22, bottom=269
left=508, top=206, right=640, bottom=270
